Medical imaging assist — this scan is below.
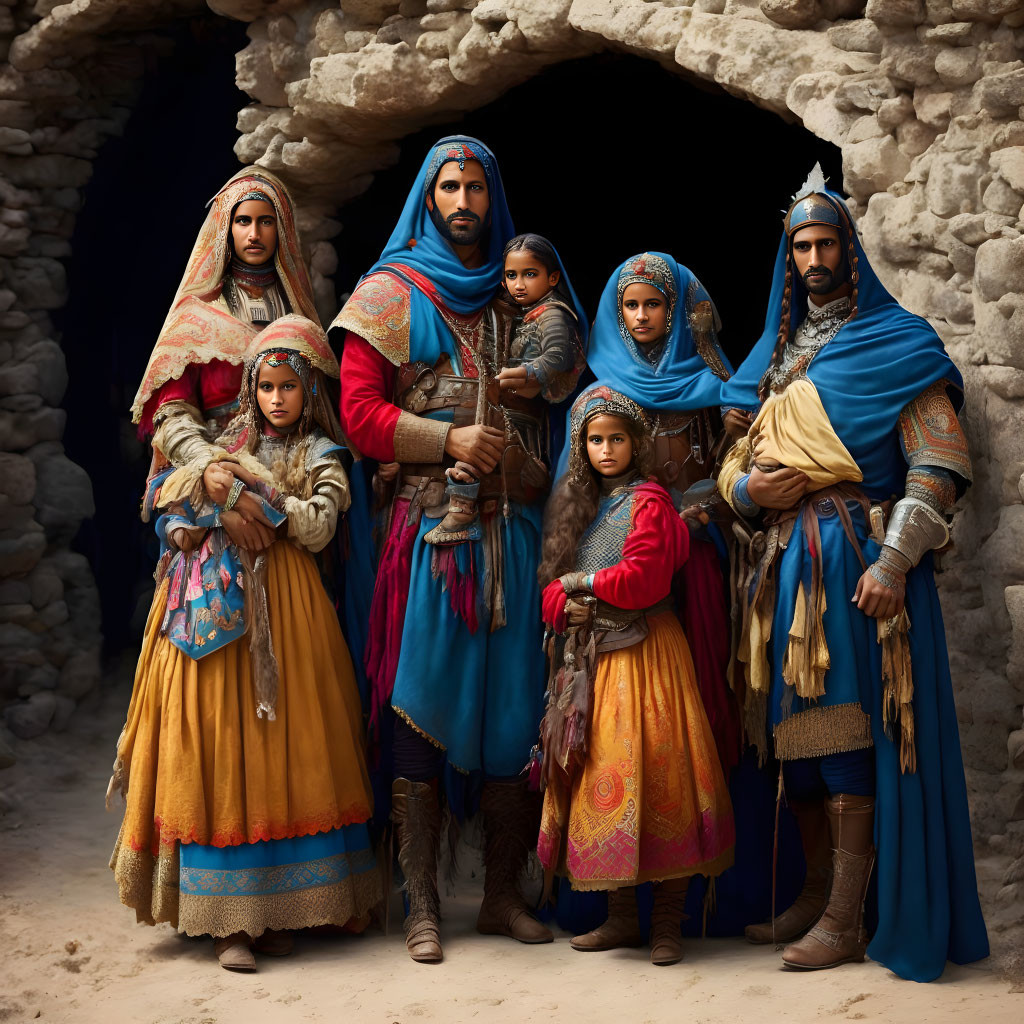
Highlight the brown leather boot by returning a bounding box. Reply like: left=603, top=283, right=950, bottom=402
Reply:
left=650, top=877, right=689, bottom=966
left=423, top=480, right=481, bottom=545
left=392, top=777, right=443, bottom=963
left=782, top=793, right=875, bottom=970
left=571, top=887, right=644, bottom=951
left=476, top=780, right=553, bottom=944
left=746, top=798, right=833, bottom=944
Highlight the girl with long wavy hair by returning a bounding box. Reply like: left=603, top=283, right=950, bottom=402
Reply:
left=535, top=385, right=734, bottom=967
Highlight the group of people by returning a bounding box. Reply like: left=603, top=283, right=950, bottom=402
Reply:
left=107, top=136, right=990, bottom=984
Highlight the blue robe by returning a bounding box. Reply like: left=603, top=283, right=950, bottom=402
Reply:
left=722, top=191, right=988, bottom=982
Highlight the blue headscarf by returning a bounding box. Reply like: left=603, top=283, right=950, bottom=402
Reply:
left=555, top=252, right=731, bottom=477
left=720, top=190, right=962, bottom=494
left=367, top=136, right=515, bottom=315
left=588, top=252, right=732, bottom=411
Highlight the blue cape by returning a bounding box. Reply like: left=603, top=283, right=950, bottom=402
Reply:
left=720, top=191, right=962, bottom=494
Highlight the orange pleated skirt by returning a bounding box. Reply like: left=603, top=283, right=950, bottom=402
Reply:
left=110, top=539, right=378, bottom=932
left=538, top=612, right=735, bottom=890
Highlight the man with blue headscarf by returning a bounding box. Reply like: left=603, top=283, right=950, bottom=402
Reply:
left=332, top=137, right=560, bottom=963
left=717, top=168, right=988, bottom=980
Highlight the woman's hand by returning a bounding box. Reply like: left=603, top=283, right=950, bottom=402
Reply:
left=203, top=462, right=235, bottom=505
left=564, top=596, right=593, bottom=627
left=745, top=465, right=809, bottom=510
left=233, top=490, right=276, bottom=527
left=496, top=365, right=542, bottom=399
left=723, top=408, right=754, bottom=441
left=221, top=510, right=274, bottom=552
left=853, top=568, right=905, bottom=620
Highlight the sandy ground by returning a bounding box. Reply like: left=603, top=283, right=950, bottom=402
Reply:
left=1, top=668, right=1023, bottom=1024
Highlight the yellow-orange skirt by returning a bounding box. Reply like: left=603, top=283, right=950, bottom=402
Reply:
left=538, top=612, right=735, bottom=890
left=109, top=539, right=380, bottom=936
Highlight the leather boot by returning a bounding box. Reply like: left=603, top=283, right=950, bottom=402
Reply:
left=650, top=877, right=689, bottom=966
left=746, top=798, right=833, bottom=944
left=392, top=777, right=443, bottom=963
left=782, top=793, right=875, bottom=970
left=571, top=887, right=644, bottom=952
left=423, top=480, right=481, bottom=545
left=476, top=780, right=553, bottom=943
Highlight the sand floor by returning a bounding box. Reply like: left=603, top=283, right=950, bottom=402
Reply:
left=1, top=673, right=1022, bottom=1024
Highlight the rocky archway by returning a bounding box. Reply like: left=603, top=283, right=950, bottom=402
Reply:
left=1, top=0, right=1022, bottom=967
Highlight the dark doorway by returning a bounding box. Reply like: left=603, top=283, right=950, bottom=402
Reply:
left=58, top=15, right=247, bottom=656
left=333, top=53, right=843, bottom=368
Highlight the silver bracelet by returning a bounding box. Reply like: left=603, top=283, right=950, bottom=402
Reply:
left=223, top=478, right=245, bottom=512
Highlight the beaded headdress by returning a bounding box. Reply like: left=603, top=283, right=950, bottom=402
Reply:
left=616, top=253, right=677, bottom=339
left=566, top=385, right=651, bottom=486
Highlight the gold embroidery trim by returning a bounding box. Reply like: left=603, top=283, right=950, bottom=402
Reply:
left=773, top=702, right=873, bottom=762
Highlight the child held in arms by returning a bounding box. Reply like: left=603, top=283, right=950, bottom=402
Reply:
left=109, top=314, right=379, bottom=973
left=425, top=233, right=585, bottom=545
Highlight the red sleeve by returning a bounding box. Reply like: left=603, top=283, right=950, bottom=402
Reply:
left=339, top=332, right=401, bottom=462
left=592, top=487, right=689, bottom=610
left=138, top=363, right=200, bottom=437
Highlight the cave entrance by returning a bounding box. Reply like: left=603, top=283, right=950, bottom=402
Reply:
left=334, top=53, right=842, bottom=369
left=67, top=48, right=839, bottom=655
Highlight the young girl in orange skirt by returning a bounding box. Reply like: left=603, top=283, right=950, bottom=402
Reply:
left=536, top=385, right=735, bottom=965
left=109, top=315, right=379, bottom=971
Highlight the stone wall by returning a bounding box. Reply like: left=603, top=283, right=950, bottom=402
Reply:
left=1, top=0, right=1022, bottom=968
left=0, top=0, right=204, bottom=764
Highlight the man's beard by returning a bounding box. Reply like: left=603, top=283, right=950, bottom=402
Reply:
left=430, top=204, right=486, bottom=246
left=802, top=262, right=845, bottom=295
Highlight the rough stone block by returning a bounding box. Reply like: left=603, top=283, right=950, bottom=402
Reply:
left=844, top=134, right=911, bottom=198
left=983, top=174, right=1024, bottom=215
left=0, top=451, right=35, bottom=504
left=975, top=235, right=1024, bottom=300
left=935, top=45, right=983, bottom=87
left=0, top=407, right=64, bottom=451
left=990, top=145, right=1024, bottom=191
left=0, top=527, right=44, bottom=575
left=976, top=66, right=1024, bottom=113
left=760, top=0, right=822, bottom=30
left=4, top=690, right=55, bottom=739
left=56, top=648, right=99, bottom=700
left=866, top=0, right=925, bottom=25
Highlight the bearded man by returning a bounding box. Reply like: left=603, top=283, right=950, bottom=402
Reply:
left=717, top=168, right=988, bottom=981
left=333, top=137, right=580, bottom=963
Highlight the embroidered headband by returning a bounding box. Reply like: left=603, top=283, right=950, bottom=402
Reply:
left=616, top=253, right=676, bottom=338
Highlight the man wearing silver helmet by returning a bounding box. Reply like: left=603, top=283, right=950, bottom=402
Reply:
left=717, top=167, right=988, bottom=981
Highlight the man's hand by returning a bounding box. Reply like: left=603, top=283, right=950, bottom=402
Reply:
left=745, top=465, right=809, bottom=510
left=377, top=461, right=400, bottom=483
left=723, top=408, right=754, bottom=441
left=853, top=569, right=905, bottom=620
left=221, top=510, right=274, bottom=552
left=496, top=365, right=542, bottom=399
left=203, top=462, right=235, bottom=505
left=445, top=424, right=505, bottom=475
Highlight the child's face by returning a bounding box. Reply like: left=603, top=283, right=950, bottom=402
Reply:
left=621, top=283, right=669, bottom=346
left=585, top=414, right=634, bottom=477
left=503, top=249, right=560, bottom=306
left=257, top=360, right=303, bottom=429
